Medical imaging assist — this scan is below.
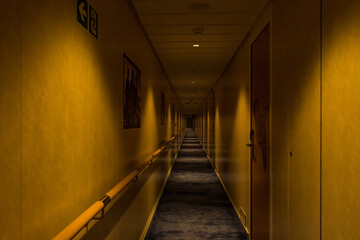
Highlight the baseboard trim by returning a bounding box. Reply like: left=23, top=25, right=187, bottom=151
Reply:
left=202, top=146, right=250, bottom=239
left=139, top=141, right=182, bottom=240
left=214, top=170, right=250, bottom=236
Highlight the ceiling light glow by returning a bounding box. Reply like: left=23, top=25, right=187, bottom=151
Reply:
left=193, top=44, right=200, bottom=47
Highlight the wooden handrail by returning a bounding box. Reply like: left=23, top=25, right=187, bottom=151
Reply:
left=54, top=129, right=185, bottom=240
left=53, top=202, right=104, bottom=240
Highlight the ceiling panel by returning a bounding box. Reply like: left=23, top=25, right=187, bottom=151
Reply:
left=172, top=82, right=218, bottom=91
left=160, top=65, right=223, bottom=75
left=157, top=51, right=234, bottom=58
left=139, top=13, right=258, bottom=26
left=156, top=48, right=236, bottom=54
left=133, top=0, right=267, bottom=14
left=168, top=73, right=220, bottom=78
left=161, top=58, right=229, bottom=65
left=131, top=0, right=268, bottom=113
left=162, top=64, right=225, bottom=72
left=159, top=58, right=232, bottom=67
left=145, top=25, right=251, bottom=35
left=149, top=33, right=246, bottom=42
left=152, top=41, right=240, bottom=49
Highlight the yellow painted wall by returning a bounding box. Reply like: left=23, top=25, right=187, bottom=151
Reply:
left=0, top=1, right=22, bottom=239
left=270, top=0, right=360, bottom=239
left=208, top=92, right=215, bottom=166
left=271, top=0, right=320, bottom=240
left=212, top=35, right=251, bottom=230
left=322, top=0, right=360, bottom=238
left=0, top=0, right=183, bottom=239
left=272, top=0, right=321, bottom=239
left=272, top=0, right=360, bottom=239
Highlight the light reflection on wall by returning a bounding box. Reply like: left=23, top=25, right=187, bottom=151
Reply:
left=230, top=86, right=250, bottom=218
left=140, top=87, right=158, bottom=155
left=322, top=1, right=360, bottom=238
left=167, top=103, right=172, bottom=140
left=21, top=24, right=121, bottom=239
left=214, top=104, right=221, bottom=170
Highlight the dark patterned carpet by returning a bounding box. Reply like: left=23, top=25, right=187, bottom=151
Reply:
left=145, top=129, right=247, bottom=240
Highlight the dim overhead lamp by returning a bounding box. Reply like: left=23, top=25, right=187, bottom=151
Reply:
left=192, top=81, right=196, bottom=84
left=193, top=44, right=200, bottom=47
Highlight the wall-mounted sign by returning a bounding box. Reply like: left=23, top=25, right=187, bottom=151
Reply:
left=77, top=0, right=88, bottom=29
left=89, top=6, right=98, bottom=39
left=77, top=0, right=98, bottom=39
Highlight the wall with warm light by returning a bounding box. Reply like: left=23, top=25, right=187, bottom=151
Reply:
left=210, top=34, right=251, bottom=232
left=0, top=0, right=183, bottom=239
left=0, top=1, right=22, bottom=239
left=322, top=0, right=360, bottom=238
left=272, top=0, right=360, bottom=239
left=272, top=0, right=321, bottom=239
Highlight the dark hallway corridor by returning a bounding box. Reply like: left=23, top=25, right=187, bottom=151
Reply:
left=146, top=129, right=247, bottom=239
left=2, top=0, right=360, bottom=239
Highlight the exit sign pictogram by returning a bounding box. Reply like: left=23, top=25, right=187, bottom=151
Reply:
left=77, top=0, right=98, bottom=39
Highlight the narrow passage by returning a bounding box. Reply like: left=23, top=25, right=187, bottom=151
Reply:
left=145, top=129, right=247, bottom=239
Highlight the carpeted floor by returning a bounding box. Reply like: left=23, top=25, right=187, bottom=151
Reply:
left=145, top=129, right=248, bottom=240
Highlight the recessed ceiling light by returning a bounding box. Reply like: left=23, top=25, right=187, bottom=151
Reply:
left=189, top=3, right=210, bottom=12
left=193, top=27, right=204, bottom=34
left=193, top=44, right=200, bottom=48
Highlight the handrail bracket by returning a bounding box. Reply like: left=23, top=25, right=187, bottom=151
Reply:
left=131, top=175, right=138, bottom=182
left=92, top=208, right=105, bottom=221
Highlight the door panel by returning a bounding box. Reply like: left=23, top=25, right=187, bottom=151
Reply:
left=251, top=24, right=270, bottom=240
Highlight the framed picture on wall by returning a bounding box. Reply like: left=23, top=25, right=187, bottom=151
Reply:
left=123, top=54, right=141, bottom=129
left=161, top=92, right=165, bottom=125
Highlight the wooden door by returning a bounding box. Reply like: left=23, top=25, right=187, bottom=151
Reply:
left=250, top=24, right=270, bottom=240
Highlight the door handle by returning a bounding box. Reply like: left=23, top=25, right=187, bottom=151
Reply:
left=248, top=129, right=255, bottom=161
left=247, top=143, right=255, bottom=161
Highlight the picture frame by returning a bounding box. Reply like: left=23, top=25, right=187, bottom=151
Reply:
left=123, top=54, right=141, bottom=129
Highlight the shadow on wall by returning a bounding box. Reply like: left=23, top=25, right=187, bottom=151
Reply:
left=82, top=149, right=173, bottom=240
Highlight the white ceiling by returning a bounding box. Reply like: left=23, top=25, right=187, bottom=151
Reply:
left=131, top=0, right=268, bottom=114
